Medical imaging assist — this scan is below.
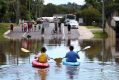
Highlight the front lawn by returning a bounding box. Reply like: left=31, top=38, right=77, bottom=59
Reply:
left=93, top=31, right=108, bottom=38
left=0, top=23, right=16, bottom=41
left=85, top=26, right=108, bottom=38
left=85, top=26, right=101, bottom=29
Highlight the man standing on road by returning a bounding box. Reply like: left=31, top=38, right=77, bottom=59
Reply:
left=58, top=18, right=62, bottom=34
left=68, top=25, right=71, bottom=34
left=54, top=17, right=58, bottom=34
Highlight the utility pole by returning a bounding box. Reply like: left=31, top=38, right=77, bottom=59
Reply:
left=102, top=0, right=105, bottom=33
left=16, top=0, right=20, bottom=24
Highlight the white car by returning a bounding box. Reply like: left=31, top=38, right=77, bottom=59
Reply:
left=68, top=20, right=79, bottom=29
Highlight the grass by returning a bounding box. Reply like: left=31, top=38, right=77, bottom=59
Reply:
left=93, top=31, right=108, bottom=38
left=85, top=26, right=101, bottom=29
left=85, top=26, right=108, bottom=38
left=0, top=23, right=16, bottom=41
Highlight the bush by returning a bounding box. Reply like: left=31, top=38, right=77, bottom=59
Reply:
left=79, top=7, right=102, bottom=25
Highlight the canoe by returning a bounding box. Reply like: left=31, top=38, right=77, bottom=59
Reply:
left=32, top=59, right=49, bottom=68
left=63, top=59, right=80, bottom=66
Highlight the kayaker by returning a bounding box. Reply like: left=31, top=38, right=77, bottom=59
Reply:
left=65, top=46, right=80, bottom=62
left=35, top=47, right=49, bottom=63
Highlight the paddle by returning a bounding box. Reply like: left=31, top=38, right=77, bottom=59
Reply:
left=21, top=48, right=30, bottom=53
left=52, top=46, right=91, bottom=64
left=21, top=47, right=56, bottom=60
left=76, top=46, right=91, bottom=53
left=21, top=46, right=91, bottom=63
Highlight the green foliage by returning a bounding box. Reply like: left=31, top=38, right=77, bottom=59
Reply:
left=85, top=26, right=101, bottom=29
left=0, top=0, right=118, bottom=24
left=84, top=0, right=119, bottom=19
left=93, top=31, right=108, bottom=38
left=80, top=7, right=101, bottom=25
left=42, top=3, right=57, bottom=17
left=26, top=12, right=32, bottom=20
left=0, top=23, right=15, bottom=41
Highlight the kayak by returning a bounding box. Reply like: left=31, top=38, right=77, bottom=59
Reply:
left=32, top=59, right=49, bottom=68
left=63, top=59, right=80, bottom=66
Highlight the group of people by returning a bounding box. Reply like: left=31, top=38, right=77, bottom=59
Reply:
left=19, top=17, right=72, bottom=36
left=20, top=20, right=34, bottom=32
left=52, top=17, right=62, bottom=34
left=35, top=46, right=80, bottom=63
left=19, top=19, right=48, bottom=34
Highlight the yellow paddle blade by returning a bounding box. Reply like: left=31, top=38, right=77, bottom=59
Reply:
left=21, top=48, right=30, bottom=53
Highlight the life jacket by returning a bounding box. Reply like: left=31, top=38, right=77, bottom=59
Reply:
left=38, top=53, right=47, bottom=63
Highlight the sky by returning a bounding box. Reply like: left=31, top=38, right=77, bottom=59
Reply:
left=44, top=0, right=85, bottom=5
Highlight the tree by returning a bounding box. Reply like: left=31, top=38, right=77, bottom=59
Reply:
left=42, top=3, right=57, bottom=17
left=80, top=7, right=101, bottom=25
left=0, top=0, right=7, bottom=22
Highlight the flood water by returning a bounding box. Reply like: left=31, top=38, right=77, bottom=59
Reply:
left=0, top=38, right=119, bottom=80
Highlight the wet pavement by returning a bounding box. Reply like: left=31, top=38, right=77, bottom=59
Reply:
left=4, top=23, right=94, bottom=40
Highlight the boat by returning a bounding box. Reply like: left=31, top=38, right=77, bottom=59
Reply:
left=63, top=58, right=80, bottom=66
left=32, top=59, right=49, bottom=68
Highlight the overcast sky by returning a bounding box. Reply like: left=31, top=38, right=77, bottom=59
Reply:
left=44, top=0, right=85, bottom=5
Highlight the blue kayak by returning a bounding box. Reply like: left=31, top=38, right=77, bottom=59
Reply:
left=63, top=59, right=80, bottom=66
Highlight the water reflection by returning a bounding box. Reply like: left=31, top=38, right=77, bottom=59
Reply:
left=1, top=37, right=119, bottom=80
left=0, top=37, right=114, bottom=65
left=21, top=38, right=32, bottom=49
left=0, top=37, right=115, bottom=66
left=41, top=36, right=44, bottom=46
left=116, top=38, right=119, bottom=51
left=66, top=66, right=79, bottom=80
left=54, top=58, right=62, bottom=73
left=48, top=36, right=62, bottom=46
left=115, top=38, right=119, bottom=63
left=55, top=63, right=62, bottom=74
left=67, top=35, right=71, bottom=46
left=79, top=39, right=112, bottom=63
left=0, top=44, right=6, bottom=64
left=38, top=69, right=49, bottom=80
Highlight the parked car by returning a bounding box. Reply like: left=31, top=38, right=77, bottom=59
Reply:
left=36, top=18, right=44, bottom=24
left=67, top=20, right=79, bottom=29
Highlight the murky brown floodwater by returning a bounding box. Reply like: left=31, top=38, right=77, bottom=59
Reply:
left=0, top=37, right=119, bottom=80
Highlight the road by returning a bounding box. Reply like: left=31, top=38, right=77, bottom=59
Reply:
left=4, top=23, right=94, bottom=40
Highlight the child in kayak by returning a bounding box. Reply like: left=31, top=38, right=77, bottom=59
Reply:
left=35, top=47, right=49, bottom=63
